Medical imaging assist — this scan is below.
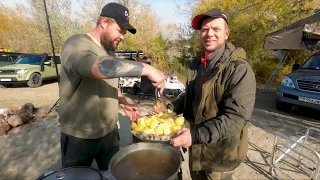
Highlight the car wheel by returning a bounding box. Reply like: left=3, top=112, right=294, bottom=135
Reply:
left=276, top=100, right=292, bottom=112
left=27, top=73, right=42, bottom=88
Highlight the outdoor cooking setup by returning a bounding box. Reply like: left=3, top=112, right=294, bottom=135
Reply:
left=107, top=88, right=186, bottom=180
left=37, top=89, right=185, bottom=180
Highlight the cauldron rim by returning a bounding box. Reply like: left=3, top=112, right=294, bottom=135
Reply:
left=108, top=142, right=182, bottom=180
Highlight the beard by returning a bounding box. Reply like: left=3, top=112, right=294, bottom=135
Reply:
left=101, top=34, right=117, bottom=52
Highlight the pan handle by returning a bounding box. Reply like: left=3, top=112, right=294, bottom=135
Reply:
left=155, top=88, right=161, bottom=101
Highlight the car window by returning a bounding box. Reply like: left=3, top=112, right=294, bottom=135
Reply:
left=0, top=55, right=9, bottom=66
left=0, top=55, right=8, bottom=62
left=15, top=56, right=43, bottom=65
left=301, top=55, right=320, bottom=70
left=0, top=55, right=18, bottom=66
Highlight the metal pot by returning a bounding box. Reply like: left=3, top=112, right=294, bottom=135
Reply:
left=36, top=167, right=103, bottom=180
left=108, top=142, right=182, bottom=180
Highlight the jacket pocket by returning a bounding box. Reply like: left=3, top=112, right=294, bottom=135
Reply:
left=199, top=135, right=243, bottom=171
left=215, top=136, right=240, bottom=148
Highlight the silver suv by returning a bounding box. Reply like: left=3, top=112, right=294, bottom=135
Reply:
left=276, top=52, right=320, bottom=111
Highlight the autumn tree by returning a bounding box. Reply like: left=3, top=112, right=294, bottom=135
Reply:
left=176, top=0, right=320, bottom=83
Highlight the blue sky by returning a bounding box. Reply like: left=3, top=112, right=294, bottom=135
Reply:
left=0, top=0, right=190, bottom=25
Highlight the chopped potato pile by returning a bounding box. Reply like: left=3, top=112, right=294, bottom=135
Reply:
left=131, top=109, right=185, bottom=141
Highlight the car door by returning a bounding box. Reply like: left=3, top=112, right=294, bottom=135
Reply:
left=41, top=56, right=56, bottom=79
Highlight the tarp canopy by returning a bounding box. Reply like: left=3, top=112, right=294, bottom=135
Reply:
left=264, top=12, right=320, bottom=50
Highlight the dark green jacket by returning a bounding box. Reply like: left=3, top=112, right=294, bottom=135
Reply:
left=170, top=42, right=256, bottom=171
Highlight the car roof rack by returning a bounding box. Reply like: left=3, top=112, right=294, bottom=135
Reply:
left=0, top=52, right=60, bottom=56
left=114, top=50, right=144, bottom=56
left=114, top=50, right=144, bottom=61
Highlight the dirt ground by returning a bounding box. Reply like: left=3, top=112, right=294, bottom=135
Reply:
left=0, top=81, right=319, bottom=180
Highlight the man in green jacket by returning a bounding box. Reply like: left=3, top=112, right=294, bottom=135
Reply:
left=168, top=8, right=256, bottom=179
left=58, top=3, right=166, bottom=171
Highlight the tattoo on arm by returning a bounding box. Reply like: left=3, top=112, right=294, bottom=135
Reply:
left=98, top=56, right=143, bottom=78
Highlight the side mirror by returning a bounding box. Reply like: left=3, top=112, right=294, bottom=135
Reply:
left=292, top=64, right=300, bottom=72
left=40, top=54, right=49, bottom=72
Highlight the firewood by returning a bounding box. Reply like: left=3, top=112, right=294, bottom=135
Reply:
left=0, top=118, right=11, bottom=136
left=19, top=103, right=35, bottom=124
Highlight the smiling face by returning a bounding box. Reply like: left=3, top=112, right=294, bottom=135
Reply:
left=200, top=17, right=230, bottom=54
left=100, top=17, right=127, bottom=51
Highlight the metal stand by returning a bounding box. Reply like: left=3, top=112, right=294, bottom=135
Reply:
left=270, top=127, right=320, bottom=179
left=47, top=99, right=59, bottom=114
left=263, top=50, right=290, bottom=92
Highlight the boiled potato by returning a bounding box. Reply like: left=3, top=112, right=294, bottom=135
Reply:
left=150, top=120, right=159, bottom=129
left=156, top=112, right=164, bottom=117
left=171, top=125, right=182, bottom=133
left=174, top=117, right=185, bottom=126
left=155, top=127, right=164, bottom=135
left=131, top=122, right=137, bottom=129
left=132, top=113, right=184, bottom=139
left=134, top=124, right=145, bottom=132
left=159, top=119, right=176, bottom=126
left=137, top=117, right=146, bottom=125
left=163, top=127, right=172, bottom=135
left=143, top=128, right=155, bottom=135
left=145, top=118, right=152, bottom=127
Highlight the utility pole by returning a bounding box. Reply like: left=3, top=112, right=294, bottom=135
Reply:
left=44, top=0, right=60, bottom=114
left=43, top=0, right=59, bottom=82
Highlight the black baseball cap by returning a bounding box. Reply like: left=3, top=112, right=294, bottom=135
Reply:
left=100, top=3, right=136, bottom=34
left=191, top=8, right=228, bottom=30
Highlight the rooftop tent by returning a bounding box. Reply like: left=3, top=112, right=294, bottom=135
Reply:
left=263, top=12, right=320, bottom=91
left=264, top=12, right=320, bottom=50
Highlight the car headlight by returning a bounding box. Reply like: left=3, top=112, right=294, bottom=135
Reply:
left=281, top=76, right=295, bottom=88
left=16, top=69, right=28, bottom=75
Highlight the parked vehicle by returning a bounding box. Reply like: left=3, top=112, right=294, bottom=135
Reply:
left=116, top=50, right=145, bottom=93
left=0, top=52, right=22, bottom=67
left=276, top=52, right=320, bottom=111
left=0, top=53, right=60, bottom=88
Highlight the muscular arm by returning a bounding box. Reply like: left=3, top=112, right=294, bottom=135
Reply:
left=65, top=50, right=165, bottom=88
left=92, top=56, right=150, bottom=79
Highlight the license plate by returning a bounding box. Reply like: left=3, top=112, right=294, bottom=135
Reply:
left=0, top=79, right=11, bottom=81
left=298, top=96, right=320, bottom=105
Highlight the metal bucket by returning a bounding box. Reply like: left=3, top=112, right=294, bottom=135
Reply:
left=108, top=142, right=182, bottom=180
